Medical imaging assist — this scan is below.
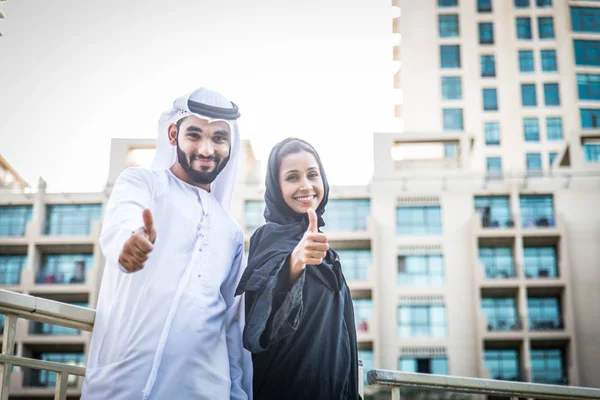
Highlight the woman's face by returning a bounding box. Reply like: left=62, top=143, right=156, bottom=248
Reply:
left=278, top=151, right=325, bottom=214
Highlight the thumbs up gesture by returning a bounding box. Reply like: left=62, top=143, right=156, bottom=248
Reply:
left=118, top=209, right=157, bottom=273
left=289, top=209, right=329, bottom=282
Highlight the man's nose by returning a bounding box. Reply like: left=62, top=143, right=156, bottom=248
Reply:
left=197, top=139, right=215, bottom=157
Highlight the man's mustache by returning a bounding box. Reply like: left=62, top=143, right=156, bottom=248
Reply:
left=190, top=154, right=218, bottom=161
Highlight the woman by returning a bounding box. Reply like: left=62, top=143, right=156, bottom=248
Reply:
left=235, top=138, right=360, bottom=399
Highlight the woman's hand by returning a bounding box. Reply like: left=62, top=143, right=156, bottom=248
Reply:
left=289, top=208, right=329, bottom=283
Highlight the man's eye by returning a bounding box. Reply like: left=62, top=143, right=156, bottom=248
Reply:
left=214, top=136, right=226, bottom=142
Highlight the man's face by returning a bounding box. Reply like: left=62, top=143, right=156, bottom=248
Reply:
left=173, top=115, right=232, bottom=185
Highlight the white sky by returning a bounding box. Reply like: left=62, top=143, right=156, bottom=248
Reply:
left=0, top=0, right=398, bottom=192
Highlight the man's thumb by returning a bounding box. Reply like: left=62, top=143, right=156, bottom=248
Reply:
left=142, top=209, right=154, bottom=233
left=307, top=208, right=318, bottom=233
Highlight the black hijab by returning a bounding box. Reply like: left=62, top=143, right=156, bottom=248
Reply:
left=235, top=137, right=336, bottom=295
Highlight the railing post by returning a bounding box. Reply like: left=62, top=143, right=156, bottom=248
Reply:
left=358, top=358, right=364, bottom=399
left=0, top=313, right=17, bottom=400
left=54, top=372, right=69, bottom=400
left=391, top=387, right=401, bottom=400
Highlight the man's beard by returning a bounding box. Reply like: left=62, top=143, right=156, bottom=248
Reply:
left=176, top=144, right=230, bottom=185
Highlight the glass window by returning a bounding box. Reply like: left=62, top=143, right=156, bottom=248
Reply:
left=546, top=117, right=563, bottom=141
left=481, top=55, right=496, bottom=77
left=440, top=45, right=461, bottom=68
left=549, top=152, right=558, bottom=166
left=541, top=50, right=557, bottom=72
left=325, top=199, right=370, bottom=231
left=485, top=349, right=520, bottom=381
left=478, top=0, right=492, bottom=13
left=538, top=17, right=555, bottom=39
left=30, top=302, right=88, bottom=335
left=400, top=357, right=448, bottom=375
left=27, top=353, right=84, bottom=387
left=544, top=83, right=560, bottom=106
left=337, top=249, right=371, bottom=280
left=443, top=108, right=464, bottom=131
left=398, top=305, right=447, bottom=337
left=358, top=350, right=374, bottom=386
left=517, top=17, right=532, bottom=39
left=485, top=122, right=500, bottom=145
left=37, top=254, right=93, bottom=284
left=0, top=205, right=32, bottom=237
left=444, top=143, right=459, bottom=158
left=574, top=40, right=600, bottom=67
left=577, top=74, right=600, bottom=101
left=474, top=196, right=512, bottom=228
left=524, top=246, right=558, bottom=278
left=244, top=200, right=265, bottom=232
left=483, top=88, right=498, bottom=111
left=584, top=142, right=600, bottom=162
left=396, top=206, right=442, bottom=235
left=571, top=7, right=600, bottom=33
left=0, top=255, right=27, bottom=285
left=520, top=195, right=554, bottom=228
left=581, top=109, right=600, bottom=129
left=438, top=0, right=458, bottom=6
left=45, top=204, right=102, bottom=236
left=515, top=0, right=530, bottom=8
left=479, top=22, right=494, bottom=44
left=479, top=247, right=515, bottom=278
left=398, top=254, right=444, bottom=285
left=536, top=0, right=552, bottom=7
left=531, top=349, right=566, bottom=385
left=528, top=297, right=562, bottom=330
left=524, top=118, right=540, bottom=142
left=441, top=76, right=462, bottom=100
left=439, top=14, right=459, bottom=37
left=486, top=157, right=502, bottom=174
left=521, top=84, right=537, bottom=106
left=519, top=50, right=535, bottom=72
left=482, top=297, right=520, bottom=331
left=526, top=153, right=543, bottom=173
left=353, top=298, right=373, bottom=331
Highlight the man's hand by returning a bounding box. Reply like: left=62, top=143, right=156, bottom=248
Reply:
left=289, top=208, right=329, bottom=282
left=118, top=209, right=156, bottom=273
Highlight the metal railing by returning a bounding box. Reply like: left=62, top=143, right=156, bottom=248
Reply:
left=0, top=290, right=94, bottom=400
left=368, top=370, right=600, bottom=399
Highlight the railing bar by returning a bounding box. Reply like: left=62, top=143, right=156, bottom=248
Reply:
left=54, top=371, right=69, bottom=400
left=0, top=305, right=94, bottom=331
left=391, top=387, right=401, bottom=400
left=0, top=314, right=17, bottom=400
left=0, top=354, right=86, bottom=376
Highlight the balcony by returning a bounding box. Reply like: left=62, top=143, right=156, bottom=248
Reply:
left=522, top=216, right=556, bottom=229
left=529, top=316, right=565, bottom=331
left=486, top=317, right=523, bottom=332
left=481, top=216, right=516, bottom=229
left=532, top=370, right=569, bottom=385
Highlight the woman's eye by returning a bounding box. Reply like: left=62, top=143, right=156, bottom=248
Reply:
left=287, top=175, right=298, bottom=181
left=308, top=173, right=319, bottom=179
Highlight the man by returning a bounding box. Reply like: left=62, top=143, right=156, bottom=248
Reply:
left=82, top=88, right=251, bottom=399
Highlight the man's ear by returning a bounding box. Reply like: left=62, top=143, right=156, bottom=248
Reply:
left=168, top=123, right=178, bottom=146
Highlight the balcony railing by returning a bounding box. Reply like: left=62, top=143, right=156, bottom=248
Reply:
left=368, top=370, right=600, bottom=399
left=532, top=370, right=569, bottom=385
left=525, top=266, right=558, bottom=279
left=529, top=316, right=565, bottom=331
left=485, top=267, right=516, bottom=279
left=481, top=216, right=515, bottom=229
left=35, top=271, right=86, bottom=285
left=522, top=216, right=556, bottom=228
left=487, top=317, right=523, bottom=332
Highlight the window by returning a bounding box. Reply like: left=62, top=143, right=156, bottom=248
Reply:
left=37, top=254, right=93, bottom=284
left=483, top=88, right=498, bottom=111
left=485, top=122, right=500, bottom=145
left=474, top=196, right=512, bottom=228
left=445, top=143, right=459, bottom=158
left=440, top=45, right=461, bottom=68
left=486, top=157, right=502, bottom=175
left=571, top=7, right=600, bottom=33
left=541, top=50, right=557, bottom=72
left=520, top=195, right=554, bottom=228
left=479, top=22, right=494, bottom=44
left=398, top=305, right=446, bottom=337
left=244, top=200, right=265, bottom=232
left=526, top=153, right=543, bottom=174
left=479, top=247, right=515, bottom=278
left=515, top=0, right=530, bottom=7
left=0, top=205, right=32, bottom=237
left=443, top=108, right=463, bottom=131
left=538, top=17, right=555, bottom=39
left=45, top=204, right=102, bottom=236
left=438, top=0, right=458, bottom=6
left=517, top=17, right=532, bottom=39
left=482, top=297, right=520, bottom=331
left=358, top=350, right=373, bottom=386
left=30, top=302, right=88, bottom=335
left=485, top=350, right=520, bottom=381
left=396, top=206, right=442, bottom=235
left=521, top=84, right=537, bottom=106
left=478, top=0, right=492, bottom=13
left=0, top=255, right=27, bottom=285
left=577, top=74, right=600, bottom=101
left=398, top=254, right=444, bottom=285
left=549, top=152, right=558, bottom=166
left=546, top=117, right=563, bottom=141
left=524, top=118, right=540, bottom=141
left=584, top=140, right=600, bottom=162
left=400, top=357, right=448, bottom=375
left=536, top=0, right=552, bottom=7
left=528, top=297, right=562, bottom=330
left=325, top=199, right=370, bottom=231
left=337, top=249, right=371, bottom=280
left=27, top=353, right=84, bottom=387
left=574, top=40, right=600, bottom=67
left=439, top=14, right=459, bottom=37
left=581, top=109, right=600, bottom=129
left=353, top=298, right=373, bottom=331
left=481, top=55, right=496, bottom=77
left=531, top=349, right=566, bottom=385
left=544, top=83, right=560, bottom=106
left=441, top=76, right=462, bottom=100
left=524, top=246, right=558, bottom=278
left=519, top=50, right=535, bottom=72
